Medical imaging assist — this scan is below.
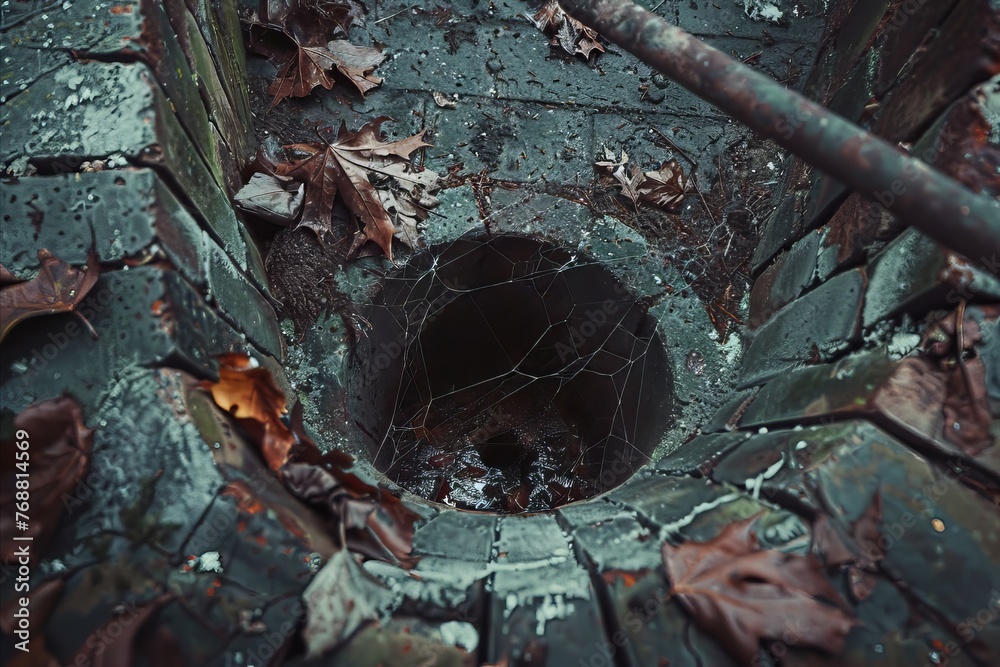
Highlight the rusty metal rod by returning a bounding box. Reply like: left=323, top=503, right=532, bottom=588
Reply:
left=561, top=0, right=1000, bottom=272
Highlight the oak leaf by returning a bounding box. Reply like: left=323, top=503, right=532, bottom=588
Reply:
left=528, top=1, right=605, bottom=59
left=595, top=148, right=690, bottom=213
left=662, top=516, right=857, bottom=664
left=273, top=117, right=440, bottom=260
left=0, top=249, right=100, bottom=342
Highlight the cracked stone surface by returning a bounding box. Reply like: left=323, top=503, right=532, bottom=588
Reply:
left=2, top=0, right=999, bottom=666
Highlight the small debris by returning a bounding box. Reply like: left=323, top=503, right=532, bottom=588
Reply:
left=432, top=91, right=457, bottom=109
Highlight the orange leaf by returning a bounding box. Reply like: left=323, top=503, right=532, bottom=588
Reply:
left=200, top=354, right=294, bottom=470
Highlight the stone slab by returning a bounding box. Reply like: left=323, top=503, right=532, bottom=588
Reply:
left=740, top=268, right=865, bottom=388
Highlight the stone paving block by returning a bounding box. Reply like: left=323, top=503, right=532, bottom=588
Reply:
left=823, top=48, right=876, bottom=125
left=801, top=0, right=893, bottom=105
left=412, top=510, right=496, bottom=562
left=487, top=514, right=601, bottom=664
left=738, top=352, right=999, bottom=475
left=172, top=0, right=257, bottom=176
left=863, top=227, right=1000, bottom=328
left=606, top=473, right=765, bottom=542
left=2, top=0, right=233, bottom=189
left=1, top=60, right=249, bottom=272
left=82, top=370, right=224, bottom=551
left=818, top=76, right=1000, bottom=284
left=908, top=74, right=1000, bottom=199
left=304, top=616, right=476, bottom=667
left=426, top=97, right=594, bottom=184
left=0, top=0, right=151, bottom=104
left=740, top=268, right=865, bottom=388
left=204, top=237, right=284, bottom=358
left=748, top=228, right=822, bottom=328
left=873, top=0, right=960, bottom=98
left=570, top=513, right=661, bottom=573
left=872, top=0, right=1000, bottom=143
left=653, top=431, right=749, bottom=477
left=485, top=590, right=607, bottom=667
left=599, top=567, right=739, bottom=667
left=0, top=267, right=248, bottom=415
left=185, top=0, right=253, bottom=130
left=768, top=420, right=1000, bottom=660
left=702, top=388, right=759, bottom=433
left=1, top=170, right=280, bottom=357
left=1, top=170, right=205, bottom=284
left=750, top=156, right=815, bottom=273
left=712, top=423, right=860, bottom=512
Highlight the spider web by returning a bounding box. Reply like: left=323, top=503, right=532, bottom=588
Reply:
left=350, top=212, right=672, bottom=513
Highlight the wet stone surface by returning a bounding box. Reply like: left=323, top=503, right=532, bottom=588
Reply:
left=3, top=0, right=1000, bottom=665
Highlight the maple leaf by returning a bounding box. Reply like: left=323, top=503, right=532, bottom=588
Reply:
left=273, top=117, right=440, bottom=261
left=638, top=159, right=690, bottom=212
left=1, top=397, right=93, bottom=561
left=662, top=516, right=857, bottom=664
left=247, top=0, right=383, bottom=106
left=0, top=248, right=100, bottom=342
left=200, top=353, right=294, bottom=470
left=528, top=0, right=605, bottom=59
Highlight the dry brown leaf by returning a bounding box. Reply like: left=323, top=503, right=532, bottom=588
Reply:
left=638, top=159, right=690, bottom=212
left=529, top=0, right=605, bottom=59
left=66, top=594, right=175, bottom=667
left=0, top=249, right=100, bottom=342
left=247, top=0, right=381, bottom=106
left=199, top=353, right=294, bottom=470
left=273, top=118, right=439, bottom=260
left=1, top=397, right=93, bottom=561
left=663, top=516, right=857, bottom=664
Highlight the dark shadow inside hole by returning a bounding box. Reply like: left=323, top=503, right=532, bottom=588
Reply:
left=348, top=234, right=674, bottom=513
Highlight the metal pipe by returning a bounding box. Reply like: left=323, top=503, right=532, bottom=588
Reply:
left=561, top=0, right=1000, bottom=273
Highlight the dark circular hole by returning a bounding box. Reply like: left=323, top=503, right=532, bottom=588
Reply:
left=349, top=234, right=674, bottom=513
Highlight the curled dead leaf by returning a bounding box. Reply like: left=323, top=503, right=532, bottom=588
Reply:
left=432, top=91, right=457, bottom=109
left=0, top=249, right=100, bottom=342
left=528, top=0, right=605, bottom=59
left=199, top=353, right=293, bottom=470
left=247, top=0, right=382, bottom=106
left=638, top=159, right=689, bottom=212
left=271, top=117, right=441, bottom=261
